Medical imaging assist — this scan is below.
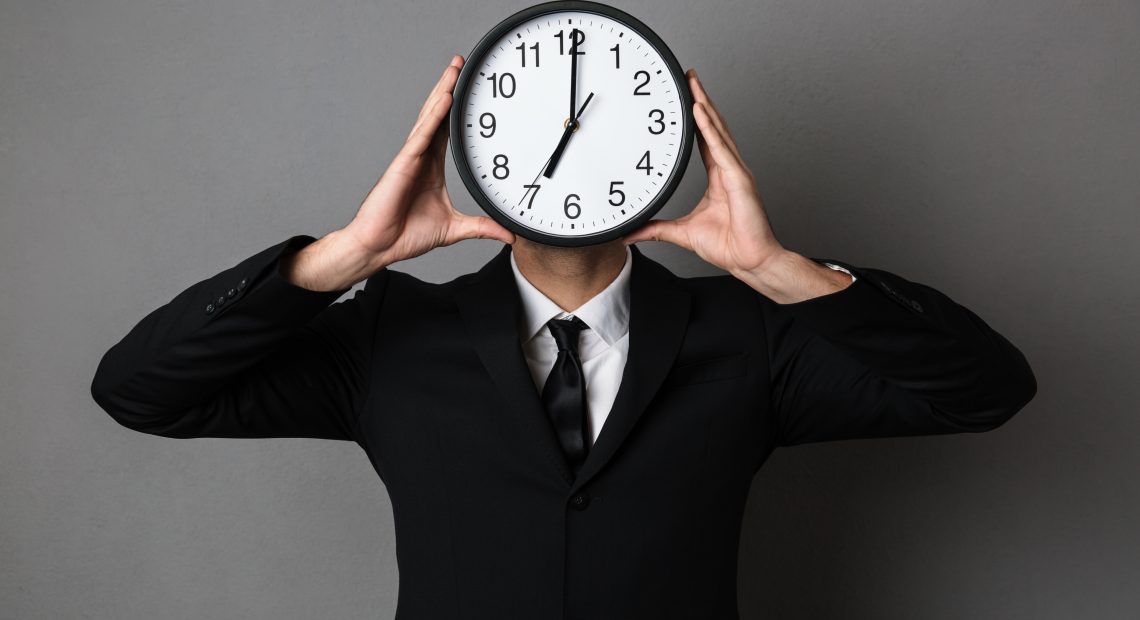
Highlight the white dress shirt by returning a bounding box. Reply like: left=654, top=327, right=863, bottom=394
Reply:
left=511, top=246, right=633, bottom=447
left=509, top=246, right=855, bottom=448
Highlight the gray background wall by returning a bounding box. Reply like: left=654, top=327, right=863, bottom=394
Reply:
left=2, top=0, right=1137, bottom=617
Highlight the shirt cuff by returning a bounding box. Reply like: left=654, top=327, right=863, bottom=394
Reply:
left=822, top=261, right=857, bottom=283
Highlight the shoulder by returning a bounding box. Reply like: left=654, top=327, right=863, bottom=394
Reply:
left=362, top=262, right=478, bottom=302
left=632, top=247, right=762, bottom=326
left=670, top=271, right=762, bottom=324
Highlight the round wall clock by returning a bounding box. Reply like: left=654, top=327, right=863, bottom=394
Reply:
left=449, top=0, right=695, bottom=247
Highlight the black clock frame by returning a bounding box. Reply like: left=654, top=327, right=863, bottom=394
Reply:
left=449, top=0, right=695, bottom=247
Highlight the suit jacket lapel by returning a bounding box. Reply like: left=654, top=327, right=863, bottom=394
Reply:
left=454, top=243, right=692, bottom=492
left=570, top=245, right=690, bottom=494
left=455, top=244, right=576, bottom=485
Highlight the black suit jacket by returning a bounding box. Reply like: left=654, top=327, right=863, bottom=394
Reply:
left=91, top=235, right=1036, bottom=620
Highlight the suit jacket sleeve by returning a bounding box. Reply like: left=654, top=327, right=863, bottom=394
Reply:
left=759, top=258, right=1037, bottom=447
left=90, top=234, right=389, bottom=441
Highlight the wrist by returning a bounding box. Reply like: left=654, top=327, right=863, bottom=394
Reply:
left=733, top=250, right=852, bottom=305
left=279, top=228, right=387, bottom=292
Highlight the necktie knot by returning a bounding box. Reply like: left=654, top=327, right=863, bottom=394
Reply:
left=547, top=316, right=589, bottom=353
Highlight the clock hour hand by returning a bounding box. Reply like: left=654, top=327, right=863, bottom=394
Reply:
left=543, top=91, right=594, bottom=179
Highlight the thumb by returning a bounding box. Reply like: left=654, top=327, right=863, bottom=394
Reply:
left=447, top=213, right=516, bottom=246
left=622, top=219, right=690, bottom=250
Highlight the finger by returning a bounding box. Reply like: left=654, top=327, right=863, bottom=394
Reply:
left=409, top=69, right=458, bottom=140
left=694, top=101, right=745, bottom=177
left=694, top=101, right=756, bottom=193
left=413, top=65, right=452, bottom=128
left=685, top=72, right=718, bottom=179
left=411, top=59, right=463, bottom=137
left=447, top=213, right=516, bottom=246
left=429, top=77, right=456, bottom=159
left=687, top=69, right=732, bottom=138
left=688, top=72, right=741, bottom=162
left=693, top=114, right=716, bottom=178
left=425, top=55, right=463, bottom=113
left=695, top=127, right=726, bottom=196
left=621, top=218, right=691, bottom=250
left=405, top=58, right=463, bottom=151
left=401, top=90, right=453, bottom=162
left=427, top=103, right=451, bottom=168
left=687, top=70, right=743, bottom=161
left=686, top=70, right=725, bottom=121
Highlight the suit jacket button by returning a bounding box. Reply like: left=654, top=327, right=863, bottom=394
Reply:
left=910, top=300, right=923, bottom=312
left=215, top=295, right=226, bottom=306
left=227, top=288, right=237, bottom=298
left=570, top=494, right=590, bottom=511
left=237, top=278, right=248, bottom=291
left=204, top=303, right=215, bottom=314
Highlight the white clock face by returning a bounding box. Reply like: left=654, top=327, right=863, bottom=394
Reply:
left=454, top=10, right=689, bottom=243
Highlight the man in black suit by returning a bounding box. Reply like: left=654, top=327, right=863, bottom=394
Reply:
left=90, top=55, right=1037, bottom=619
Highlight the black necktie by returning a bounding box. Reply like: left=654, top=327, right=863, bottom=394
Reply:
left=541, top=316, right=590, bottom=475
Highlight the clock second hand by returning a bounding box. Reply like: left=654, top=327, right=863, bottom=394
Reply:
left=517, top=152, right=554, bottom=208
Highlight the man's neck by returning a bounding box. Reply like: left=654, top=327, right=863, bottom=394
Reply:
left=511, top=238, right=628, bottom=312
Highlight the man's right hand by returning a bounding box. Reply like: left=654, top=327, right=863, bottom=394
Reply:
left=281, top=55, right=515, bottom=292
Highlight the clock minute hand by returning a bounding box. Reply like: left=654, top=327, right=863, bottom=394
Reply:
left=543, top=91, right=594, bottom=179
left=569, top=28, right=580, bottom=121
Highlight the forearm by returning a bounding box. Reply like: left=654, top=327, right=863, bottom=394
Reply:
left=732, top=250, right=854, bottom=305
left=90, top=235, right=363, bottom=436
left=749, top=254, right=1037, bottom=440
left=279, top=227, right=390, bottom=292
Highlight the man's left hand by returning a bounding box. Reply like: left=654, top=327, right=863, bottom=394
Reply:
left=622, top=69, right=853, bottom=304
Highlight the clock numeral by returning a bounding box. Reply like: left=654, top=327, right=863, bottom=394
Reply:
left=636, top=151, right=654, bottom=175
left=554, top=29, right=585, bottom=55
left=633, top=70, right=651, bottom=96
left=487, top=72, right=516, bottom=98
left=516, top=42, right=539, bottom=67
left=479, top=112, right=496, bottom=138
left=523, top=183, right=541, bottom=209
left=610, top=44, right=620, bottom=69
left=648, top=109, right=665, bottom=134
left=493, top=154, right=510, bottom=179
left=564, top=193, right=581, bottom=219
left=608, top=181, right=626, bottom=206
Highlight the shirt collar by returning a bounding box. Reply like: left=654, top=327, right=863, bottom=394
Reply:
left=509, top=244, right=632, bottom=347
